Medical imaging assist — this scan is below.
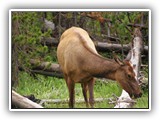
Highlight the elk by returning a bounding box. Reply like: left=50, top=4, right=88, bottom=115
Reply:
left=57, top=27, right=142, bottom=108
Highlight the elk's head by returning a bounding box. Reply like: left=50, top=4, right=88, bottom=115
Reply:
left=114, top=55, right=142, bottom=99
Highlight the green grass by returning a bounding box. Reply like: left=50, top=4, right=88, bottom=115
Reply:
left=13, top=72, right=149, bottom=109
left=134, top=88, right=149, bottom=108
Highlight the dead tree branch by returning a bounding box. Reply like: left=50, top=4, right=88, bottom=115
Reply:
left=12, top=90, right=43, bottom=108
left=127, top=23, right=148, bottom=29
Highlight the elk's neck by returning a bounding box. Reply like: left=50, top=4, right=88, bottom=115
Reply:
left=86, top=54, right=120, bottom=81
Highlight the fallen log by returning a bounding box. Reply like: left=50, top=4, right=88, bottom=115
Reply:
left=40, top=37, right=59, bottom=47
left=30, top=59, right=63, bottom=78
left=12, top=90, right=43, bottom=108
left=31, top=70, right=63, bottom=78
left=95, top=41, right=130, bottom=52
left=30, top=59, right=61, bottom=73
left=40, top=37, right=148, bottom=53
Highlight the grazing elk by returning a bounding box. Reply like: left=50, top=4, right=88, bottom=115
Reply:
left=57, top=27, right=142, bottom=108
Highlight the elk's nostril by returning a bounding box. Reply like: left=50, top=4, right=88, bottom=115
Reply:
left=129, top=93, right=133, bottom=98
left=134, top=92, right=142, bottom=98
left=139, top=92, right=142, bottom=97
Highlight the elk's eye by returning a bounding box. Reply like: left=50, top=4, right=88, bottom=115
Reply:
left=128, top=74, right=131, bottom=78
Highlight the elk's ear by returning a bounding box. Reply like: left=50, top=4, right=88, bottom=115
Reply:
left=113, top=52, right=124, bottom=66
left=114, top=57, right=124, bottom=66
left=125, top=50, right=132, bottom=61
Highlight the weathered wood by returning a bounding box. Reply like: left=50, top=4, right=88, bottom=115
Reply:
left=40, top=37, right=59, bottom=47
left=12, top=90, right=43, bottom=108
left=131, top=28, right=144, bottom=80
left=40, top=37, right=148, bottom=53
left=95, top=42, right=131, bottom=52
left=44, top=19, right=55, bottom=31
left=31, top=70, right=63, bottom=78
left=30, top=59, right=61, bottom=73
left=114, top=28, right=144, bottom=108
left=95, top=41, right=147, bottom=54
left=127, top=23, right=148, bottom=29
left=114, top=90, right=135, bottom=108
left=30, top=59, right=63, bottom=78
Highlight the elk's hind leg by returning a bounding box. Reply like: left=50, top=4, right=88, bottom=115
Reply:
left=65, top=76, right=75, bottom=108
left=88, top=78, right=95, bottom=108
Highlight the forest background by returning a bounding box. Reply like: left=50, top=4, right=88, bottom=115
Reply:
left=11, top=11, right=149, bottom=109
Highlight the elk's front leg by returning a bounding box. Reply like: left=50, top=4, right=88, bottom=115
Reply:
left=81, top=82, right=89, bottom=107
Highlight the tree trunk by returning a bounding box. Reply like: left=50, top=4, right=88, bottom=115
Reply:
left=114, top=28, right=143, bottom=108
left=12, top=90, right=43, bottom=108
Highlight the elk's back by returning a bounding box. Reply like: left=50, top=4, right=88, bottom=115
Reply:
left=57, top=27, right=98, bottom=76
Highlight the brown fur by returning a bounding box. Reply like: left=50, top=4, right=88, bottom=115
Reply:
left=57, top=27, right=142, bottom=108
